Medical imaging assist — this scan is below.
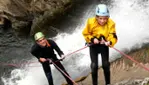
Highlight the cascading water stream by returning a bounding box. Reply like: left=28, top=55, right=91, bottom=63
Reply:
left=1, top=0, right=149, bottom=85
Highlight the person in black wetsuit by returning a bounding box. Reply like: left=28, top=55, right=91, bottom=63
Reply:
left=31, top=32, right=73, bottom=85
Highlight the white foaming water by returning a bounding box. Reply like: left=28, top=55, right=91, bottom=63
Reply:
left=2, top=0, right=149, bottom=85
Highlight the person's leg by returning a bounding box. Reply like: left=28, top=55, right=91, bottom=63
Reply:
left=42, top=61, right=54, bottom=85
left=89, top=45, right=99, bottom=85
left=55, top=62, right=73, bottom=85
left=101, top=46, right=110, bottom=85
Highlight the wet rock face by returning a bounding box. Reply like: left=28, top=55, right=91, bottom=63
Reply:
left=115, top=77, right=149, bottom=85
left=0, top=0, right=75, bottom=36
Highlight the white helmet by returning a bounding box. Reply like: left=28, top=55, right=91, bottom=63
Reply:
left=95, top=4, right=109, bottom=16
left=34, top=32, right=45, bottom=41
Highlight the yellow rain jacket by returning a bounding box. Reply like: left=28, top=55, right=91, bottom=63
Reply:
left=82, top=17, right=117, bottom=47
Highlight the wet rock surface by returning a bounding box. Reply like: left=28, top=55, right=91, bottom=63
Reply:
left=0, top=0, right=83, bottom=36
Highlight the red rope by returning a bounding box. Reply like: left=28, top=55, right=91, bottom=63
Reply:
left=48, top=59, right=78, bottom=85
left=64, top=44, right=91, bottom=57
left=55, top=44, right=91, bottom=62
left=112, top=47, right=149, bottom=72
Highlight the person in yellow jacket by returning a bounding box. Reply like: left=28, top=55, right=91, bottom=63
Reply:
left=82, top=4, right=117, bottom=85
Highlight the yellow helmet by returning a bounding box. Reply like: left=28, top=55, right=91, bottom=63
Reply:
left=34, top=32, right=45, bottom=41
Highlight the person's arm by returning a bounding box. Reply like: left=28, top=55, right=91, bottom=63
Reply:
left=49, top=40, right=64, bottom=57
left=107, top=23, right=118, bottom=47
left=31, top=44, right=41, bottom=59
left=82, top=19, right=94, bottom=43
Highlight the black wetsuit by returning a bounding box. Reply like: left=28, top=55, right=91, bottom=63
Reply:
left=89, top=43, right=110, bottom=85
left=31, top=39, right=73, bottom=85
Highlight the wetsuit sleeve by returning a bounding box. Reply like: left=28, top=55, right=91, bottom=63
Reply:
left=49, top=40, right=64, bottom=57
left=107, top=24, right=118, bottom=47
left=30, top=44, right=42, bottom=59
left=82, top=19, right=93, bottom=43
